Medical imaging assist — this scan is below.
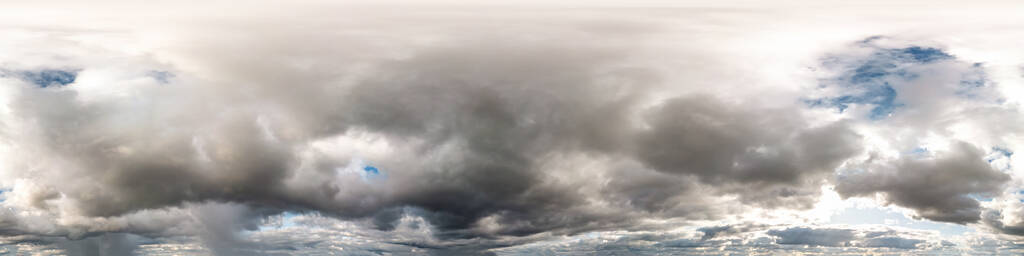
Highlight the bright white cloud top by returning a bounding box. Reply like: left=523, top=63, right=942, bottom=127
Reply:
left=1, top=1, right=1023, bottom=255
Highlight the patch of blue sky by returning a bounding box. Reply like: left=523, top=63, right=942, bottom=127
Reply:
left=364, top=165, right=380, bottom=175
left=968, top=194, right=994, bottom=202
left=257, top=211, right=301, bottom=231
left=19, top=69, right=77, bottom=87
left=890, top=46, right=952, bottom=64
left=808, top=41, right=985, bottom=119
left=338, top=157, right=388, bottom=183
left=848, top=60, right=897, bottom=84
left=905, top=147, right=930, bottom=158
left=360, top=164, right=386, bottom=182
left=806, top=82, right=901, bottom=119
left=829, top=207, right=971, bottom=237
left=992, top=147, right=1012, bottom=158
left=986, top=147, right=1013, bottom=171
left=813, top=58, right=906, bottom=118
left=282, top=212, right=299, bottom=227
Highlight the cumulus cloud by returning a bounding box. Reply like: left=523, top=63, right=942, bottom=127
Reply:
left=837, top=142, right=1009, bottom=223
left=983, top=208, right=1024, bottom=236
left=638, top=97, right=862, bottom=208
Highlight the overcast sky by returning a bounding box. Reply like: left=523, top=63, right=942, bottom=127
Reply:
left=1, top=1, right=1024, bottom=255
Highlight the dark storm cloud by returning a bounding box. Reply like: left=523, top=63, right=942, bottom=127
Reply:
left=638, top=96, right=862, bottom=208
left=836, top=142, right=1009, bottom=224
left=600, top=167, right=706, bottom=216
left=334, top=47, right=862, bottom=234
left=309, top=40, right=665, bottom=237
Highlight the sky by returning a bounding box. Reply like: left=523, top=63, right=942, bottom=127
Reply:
left=1, top=0, right=1024, bottom=255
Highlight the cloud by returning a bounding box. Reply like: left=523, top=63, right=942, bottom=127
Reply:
left=860, top=236, right=925, bottom=249
left=0, top=7, right=706, bottom=252
left=637, top=97, right=862, bottom=208
left=983, top=208, right=1024, bottom=236
left=1, top=1, right=1024, bottom=255
left=836, top=142, right=1009, bottom=224
left=0, top=15, right=861, bottom=246
left=492, top=224, right=945, bottom=255
left=55, top=233, right=142, bottom=256
left=768, top=227, right=856, bottom=247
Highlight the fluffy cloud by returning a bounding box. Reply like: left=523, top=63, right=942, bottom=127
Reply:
left=836, top=142, right=1009, bottom=223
